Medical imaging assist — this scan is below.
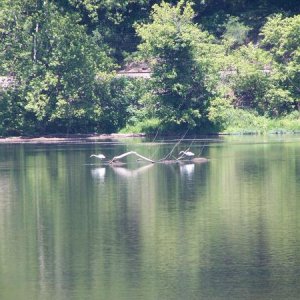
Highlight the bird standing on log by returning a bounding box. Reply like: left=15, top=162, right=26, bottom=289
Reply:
left=179, top=150, right=195, bottom=159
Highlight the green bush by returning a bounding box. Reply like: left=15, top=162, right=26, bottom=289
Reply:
left=120, top=118, right=161, bottom=134
left=209, top=97, right=270, bottom=134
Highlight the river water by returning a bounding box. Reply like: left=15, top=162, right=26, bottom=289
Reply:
left=0, top=135, right=299, bottom=300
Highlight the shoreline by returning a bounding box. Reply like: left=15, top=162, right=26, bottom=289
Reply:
left=0, top=130, right=299, bottom=144
left=0, top=133, right=147, bottom=144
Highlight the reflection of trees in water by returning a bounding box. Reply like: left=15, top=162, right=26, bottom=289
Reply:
left=92, top=162, right=157, bottom=285
left=199, top=141, right=300, bottom=299
left=0, top=174, right=13, bottom=215
left=1, top=141, right=300, bottom=299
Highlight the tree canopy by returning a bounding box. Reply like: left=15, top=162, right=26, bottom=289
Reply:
left=135, top=1, right=222, bottom=128
left=0, top=0, right=299, bottom=135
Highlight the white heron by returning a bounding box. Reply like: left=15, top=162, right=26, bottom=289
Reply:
left=90, top=153, right=106, bottom=160
left=179, top=150, right=195, bottom=159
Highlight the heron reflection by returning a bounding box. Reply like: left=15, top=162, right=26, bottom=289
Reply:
left=91, top=167, right=106, bottom=182
left=179, top=163, right=195, bottom=178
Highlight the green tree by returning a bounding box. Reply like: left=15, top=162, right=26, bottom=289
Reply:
left=0, top=0, right=113, bottom=133
left=218, top=42, right=295, bottom=117
left=226, top=44, right=273, bottom=113
left=93, top=75, right=150, bottom=133
left=135, top=0, right=222, bottom=129
left=261, top=14, right=300, bottom=113
left=222, top=16, right=250, bottom=50
left=68, top=0, right=153, bottom=62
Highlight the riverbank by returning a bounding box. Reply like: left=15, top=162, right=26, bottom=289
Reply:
left=1, top=130, right=300, bottom=144
left=0, top=133, right=146, bottom=144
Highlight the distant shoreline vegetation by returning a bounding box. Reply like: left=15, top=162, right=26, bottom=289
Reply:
left=0, top=1, right=299, bottom=136
left=120, top=113, right=300, bottom=136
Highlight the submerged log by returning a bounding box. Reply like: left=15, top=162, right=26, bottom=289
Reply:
left=158, top=160, right=179, bottom=164
left=191, top=157, right=209, bottom=163
left=158, top=158, right=209, bottom=164
left=109, top=161, right=127, bottom=166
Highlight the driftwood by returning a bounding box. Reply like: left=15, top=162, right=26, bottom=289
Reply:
left=108, top=150, right=208, bottom=165
left=191, top=157, right=209, bottom=163
left=109, top=151, right=155, bottom=164
left=159, top=158, right=209, bottom=164
left=105, top=132, right=208, bottom=165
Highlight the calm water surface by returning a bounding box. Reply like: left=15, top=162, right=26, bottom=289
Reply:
left=0, top=135, right=300, bottom=300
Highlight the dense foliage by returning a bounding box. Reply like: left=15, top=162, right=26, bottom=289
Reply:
left=0, top=0, right=299, bottom=135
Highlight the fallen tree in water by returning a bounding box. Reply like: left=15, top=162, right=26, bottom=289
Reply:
left=108, top=150, right=208, bottom=165
left=90, top=130, right=208, bottom=165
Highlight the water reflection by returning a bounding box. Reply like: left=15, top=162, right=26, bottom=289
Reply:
left=91, top=167, right=106, bottom=182
left=111, top=164, right=154, bottom=178
left=0, top=138, right=299, bottom=300
left=179, top=163, right=195, bottom=178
